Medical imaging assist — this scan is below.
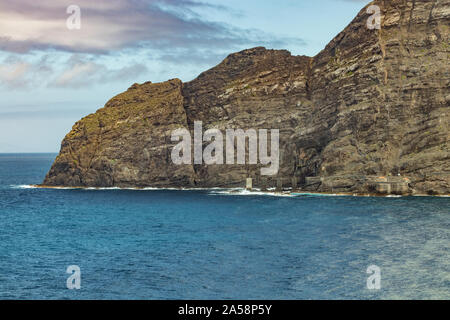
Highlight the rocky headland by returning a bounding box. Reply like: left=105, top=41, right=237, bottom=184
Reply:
left=43, top=0, right=450, bottom=195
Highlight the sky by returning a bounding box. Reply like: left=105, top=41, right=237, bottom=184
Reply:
left=0, top=0, right=371, bottom=153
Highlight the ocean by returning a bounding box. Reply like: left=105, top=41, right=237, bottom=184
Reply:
left=0, top=153, right=448, bottom=299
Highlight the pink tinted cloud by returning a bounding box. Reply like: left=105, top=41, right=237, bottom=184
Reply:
left=0, top=0, right=243, bottom=54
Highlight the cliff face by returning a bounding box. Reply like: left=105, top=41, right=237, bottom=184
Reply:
left=43, top=0, right=450, bottom=195
left=44, top=80, right=196, bottom=188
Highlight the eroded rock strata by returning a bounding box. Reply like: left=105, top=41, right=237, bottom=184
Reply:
left=43, top=0, right=450, bottom=195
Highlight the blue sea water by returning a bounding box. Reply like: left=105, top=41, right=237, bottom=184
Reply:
left=0, top=153, right=448, bottom=300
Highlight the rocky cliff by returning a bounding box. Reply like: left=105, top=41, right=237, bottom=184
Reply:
left=43, top=0, right=450, bottom=195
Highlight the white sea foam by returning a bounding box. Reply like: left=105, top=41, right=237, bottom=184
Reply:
left=291, top=192, right=350, bottom=197
left=9, top=185, right=449, bottom=198
left=208, top=189, right=293, bottom=197
left=11, top=185, right=231, bottom=192
left=11, top=184, right=38, bottom=189
left=11, top=185, right=83, bottom=190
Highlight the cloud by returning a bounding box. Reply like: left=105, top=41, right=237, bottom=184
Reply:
left=0, top=55, right=55, bottom=89
left=51, top=57, right=149, bottom=88
left=0, top=0, right=307, bottom=89
left=0, top=54, right=148, bottom=89
left=0, top=61, right=31, bottom=88
left=0, top=0, right=273, bottom=54
left=338, top=0, right=372, bottom=4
